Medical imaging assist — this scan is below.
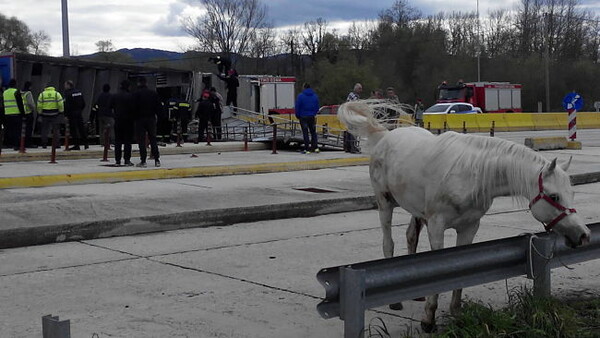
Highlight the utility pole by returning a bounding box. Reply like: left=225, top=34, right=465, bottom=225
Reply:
left=477, top=0, right=481, bottom=82
left=62, top=0, right=70, bottom=57
left=544, top=13, right=551, bottom=112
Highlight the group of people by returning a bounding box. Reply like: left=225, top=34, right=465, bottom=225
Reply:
left=1, top=77, right=165, bottom=168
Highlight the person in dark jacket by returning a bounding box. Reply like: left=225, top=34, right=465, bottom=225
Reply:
left=294, top=83, right=320, bottom=154
left=111, top=80, right=135, bottom=166
left=208, top=55, right=232, bottom=75
left=217, top=69, right=239, bottom=109
left=63, top=80, right=88, bottom=150
left=91, top=84, right=114, bottom=146
left=132, top=77, right=162, bottom=167
left=195, top=90, right=215, bottom=143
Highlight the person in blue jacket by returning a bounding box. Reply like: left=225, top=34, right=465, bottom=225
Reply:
left=295, top=83, right=320, bottom=154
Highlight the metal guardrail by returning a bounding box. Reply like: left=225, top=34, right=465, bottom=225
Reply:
left=316, top=222, right=600, bottom=337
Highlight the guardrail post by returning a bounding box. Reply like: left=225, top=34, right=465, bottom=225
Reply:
left=427, top=122, right=431, bottom=131
left=340, top=267, right=366, bottom=338
left=42, top=314, right=71, bottom=338
left=527, top=235, right=553, bottom=298
left=443, top=121, right=447, bottom=132
left=244, top=127, right=249, bottom=151
left=462, top=121, right=467, bottom=134
left=490, top=121, right=495, bottom=137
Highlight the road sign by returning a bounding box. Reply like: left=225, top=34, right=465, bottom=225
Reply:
left=562, top=92, right=583, bottom=111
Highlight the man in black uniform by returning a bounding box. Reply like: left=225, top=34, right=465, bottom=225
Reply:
left=132, top=77, right=162, bottom=167
left=63, top=80, right=88, bottom=150
left=208, top=55, right=232, bottom=75
left=217, top=69, right=239, bottom=109
left=111, top=80, right=135, bottom=166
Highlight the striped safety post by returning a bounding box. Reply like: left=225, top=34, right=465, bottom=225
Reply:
left=49, top=127, right=58, bottom=164
left=272, top=123, right=278, bottom=154
left=63, top=118, right=70, bottom=151
left=568, top=109, right=577, bottom=140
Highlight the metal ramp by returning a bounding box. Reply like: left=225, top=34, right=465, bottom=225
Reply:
left=217, top=108, right=350, bottom=150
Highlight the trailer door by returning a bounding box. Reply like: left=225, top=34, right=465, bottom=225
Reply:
left=485, top=87, right=499, bottom=112
left=512, top=89, right=521, bottom=109
left=498, top=89, right=513, bottom=109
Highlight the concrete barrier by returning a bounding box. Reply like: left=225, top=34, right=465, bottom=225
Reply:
left=524, top=136, right=568, bottom=150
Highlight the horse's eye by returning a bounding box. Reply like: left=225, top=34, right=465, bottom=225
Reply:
left=549, top=194, right=560, bottom=202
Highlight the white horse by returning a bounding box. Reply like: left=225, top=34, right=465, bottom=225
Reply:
left=337, top=101, right=591, bottom=332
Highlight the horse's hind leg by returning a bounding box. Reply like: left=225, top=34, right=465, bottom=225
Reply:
left=377, top=193, right=403, bottom=310
left=406, top=216, right=425, bottom=255
left=450, top=221, right=480, bottom=316
left=421, top=215, right=446, bottom=333
left=376, top=194, right=395, bottom=258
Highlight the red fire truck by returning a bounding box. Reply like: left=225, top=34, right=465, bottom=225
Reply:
left=437, top=81, right=522, bottom=113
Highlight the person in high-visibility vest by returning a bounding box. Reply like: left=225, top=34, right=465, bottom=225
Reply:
left=21, top=81, right=37, bottom=148
left=37, top=83, right=65, bottom=149
left=2, top=79, right=26, bottom=150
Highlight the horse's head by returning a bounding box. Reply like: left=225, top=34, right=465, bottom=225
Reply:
left=529, top=157, right=591, bottom=248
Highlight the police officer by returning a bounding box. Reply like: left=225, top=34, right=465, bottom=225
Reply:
left=3, top=79, right=26, bottom=150
left=37, top=82, right=65, bottom=149
left=64, top=80, right=88, bottom=150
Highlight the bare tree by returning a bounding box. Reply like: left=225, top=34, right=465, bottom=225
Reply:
left=95, top=40, right=115, bottom=53
left=30, top=30, right=51, bottom=55
left=182, top=0, right=267, bottom=56
left=302, top=17, right=328, bottom=60
left=248, top=25, right=276, bottom=58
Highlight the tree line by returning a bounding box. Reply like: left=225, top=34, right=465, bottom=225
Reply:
left=183, top=0, right=600, bottom=111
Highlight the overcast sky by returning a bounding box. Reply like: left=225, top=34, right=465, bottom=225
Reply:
left=2, top=0, right=599, bottom=57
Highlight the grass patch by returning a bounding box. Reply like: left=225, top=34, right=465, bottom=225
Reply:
left=436, top=288, right=600, bottom=338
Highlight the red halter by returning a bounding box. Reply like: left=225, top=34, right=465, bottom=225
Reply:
left=529, top=171, right=577, bottom=231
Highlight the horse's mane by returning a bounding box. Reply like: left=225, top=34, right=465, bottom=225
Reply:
left=429, top=132, right=548, bottom=206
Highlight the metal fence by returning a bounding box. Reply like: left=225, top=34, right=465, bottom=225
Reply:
left=316, top=222, right=600, bottom=338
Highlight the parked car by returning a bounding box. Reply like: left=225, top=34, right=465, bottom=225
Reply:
left=424, top=103, right=482, bottom=115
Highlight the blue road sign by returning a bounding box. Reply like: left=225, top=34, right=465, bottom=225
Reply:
left=563, top=92, right=584, bottom=111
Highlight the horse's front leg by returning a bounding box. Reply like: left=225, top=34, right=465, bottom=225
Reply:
left=450, top=221, right=480, bottom=316
left=421, top=215, right=446, bottom=333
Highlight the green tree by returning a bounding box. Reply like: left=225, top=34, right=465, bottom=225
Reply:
left=0, top=13, right=50, bottom=54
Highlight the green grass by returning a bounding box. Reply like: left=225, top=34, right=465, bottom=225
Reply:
left=435, top=288, right=600, bottom=338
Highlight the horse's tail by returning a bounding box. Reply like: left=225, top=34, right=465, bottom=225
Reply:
left=337, top=100, right=390, bottom=147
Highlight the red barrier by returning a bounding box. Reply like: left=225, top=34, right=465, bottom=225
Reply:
left=63, top=118, right=70, bottom=151
left=272, top=124, right=278, bottom=154
left=19, top=117, right=26, bottom=153
left=49, top=127, right=58, bottom=164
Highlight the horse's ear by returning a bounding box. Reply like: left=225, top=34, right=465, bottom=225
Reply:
left=547, top=158, right=557, bottom=172
left=560, top=156, right=572, bottom=172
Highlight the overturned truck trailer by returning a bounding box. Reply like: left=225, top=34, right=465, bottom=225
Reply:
left=0, top=52, right=192, bottom=123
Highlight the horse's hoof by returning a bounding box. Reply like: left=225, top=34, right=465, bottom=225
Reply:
left=413, top=297, right=426, bottom=302
left=388, top=302, right=403, bottom=311
left=421, top=321, right=436, bottom=333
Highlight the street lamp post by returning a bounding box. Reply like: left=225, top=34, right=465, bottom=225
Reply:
left=62, top=0, right=70, bottom=57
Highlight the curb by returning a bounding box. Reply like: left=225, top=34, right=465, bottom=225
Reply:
left=0, top=157, right=371, bottom=189
left=1, top=172, right=599, bottom=249
left=0, top=195, right=378, bottom=249
left=0, top=142, right=269, bottom=163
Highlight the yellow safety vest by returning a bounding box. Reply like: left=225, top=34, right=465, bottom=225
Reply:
left=3, top=88, right=21, bottom=115
left=37, top=87, right=64, bottom=115
left=21, top=90, right=34, bottom=114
